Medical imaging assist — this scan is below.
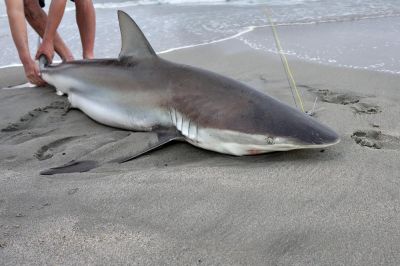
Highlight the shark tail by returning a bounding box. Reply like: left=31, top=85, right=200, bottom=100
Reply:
left=38, top=55, right=49, bottom=71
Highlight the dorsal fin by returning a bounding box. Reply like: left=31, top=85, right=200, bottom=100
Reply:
left=117, top=10, right=156, bottom=59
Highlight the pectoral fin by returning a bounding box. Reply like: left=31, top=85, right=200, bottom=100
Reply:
left=39, top=131, right=184, bottom=175
left=112, top=131, right=184, bottom=163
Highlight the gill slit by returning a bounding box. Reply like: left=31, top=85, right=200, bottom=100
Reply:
left=174, top=108, right=178, bottom=127
left=187, top=120, right=191, bottom=137
left=180, top=115, right=184, bottom=132
left=196, top=123, right=199, bottom=143
left=168, top=108, right=172, bottom=123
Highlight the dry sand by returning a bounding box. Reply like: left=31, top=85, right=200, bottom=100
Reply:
left=1, top=38, right=400, bottom=265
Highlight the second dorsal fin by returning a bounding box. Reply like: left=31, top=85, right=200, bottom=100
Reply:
left=117, top=10, right=156, bottom=60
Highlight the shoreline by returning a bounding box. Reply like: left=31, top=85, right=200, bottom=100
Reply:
left=2, top=44, right=400, bottom=89
left=2, top=12, right=400, bottom=74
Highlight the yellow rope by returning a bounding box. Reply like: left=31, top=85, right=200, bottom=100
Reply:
left=265, top=9, right=305, bottom=113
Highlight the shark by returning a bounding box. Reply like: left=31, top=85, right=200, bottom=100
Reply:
left=39, top=10, right=339, bottom=175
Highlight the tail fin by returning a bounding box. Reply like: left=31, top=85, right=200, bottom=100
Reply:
left=38, top=55, right=49, bottom=71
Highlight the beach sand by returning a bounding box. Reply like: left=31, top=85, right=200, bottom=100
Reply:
left=1, top=36, right=400, bottom=265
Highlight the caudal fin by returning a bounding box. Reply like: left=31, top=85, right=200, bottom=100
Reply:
left=38, top=55, right=49, bottom=71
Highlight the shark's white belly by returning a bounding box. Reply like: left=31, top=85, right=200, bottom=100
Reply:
left=69, top=92, right=171, bottom=131
left=44, top=73, right=171, bottom=131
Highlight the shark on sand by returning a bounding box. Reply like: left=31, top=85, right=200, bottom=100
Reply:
left=39, top=11, right=340, bottom=175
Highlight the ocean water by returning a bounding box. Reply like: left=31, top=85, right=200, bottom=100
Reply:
left=1, top=0, right=400, bottom=74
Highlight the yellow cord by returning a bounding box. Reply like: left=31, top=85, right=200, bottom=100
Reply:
left=265, top=9, right=305, bottom=113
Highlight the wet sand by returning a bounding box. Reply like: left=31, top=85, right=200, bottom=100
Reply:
left=1, top=37, right=400, bottom=265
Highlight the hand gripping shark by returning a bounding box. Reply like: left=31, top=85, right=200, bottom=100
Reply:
left=39, top=11, right=339, bottom=174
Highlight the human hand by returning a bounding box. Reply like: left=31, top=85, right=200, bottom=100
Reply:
left=23, top=59, right=46, bottom=86
left=35, top=39, right=55, bottom=63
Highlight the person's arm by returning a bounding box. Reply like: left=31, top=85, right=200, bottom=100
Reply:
left=23, top=0, right=74, bottom=62
left=35, top=0, right=68, bottom=62
left=5, top=0, right=45, bottom=86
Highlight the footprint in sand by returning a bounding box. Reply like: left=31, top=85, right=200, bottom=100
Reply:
left=352, top=130, right=382, bottom=149
left=1, top=100, right=70, bottom=132
left=352, top=129, right=400, bottom=150
left=258, top=75, right=281, bottom=84
left=35, top=136, right=79, bottom=161
left=1, top=109, right=43, bottom=132
left=300, top=85, right=361, bottom=105
left=300, top=85, right=381, bottom=116
left=351, top=102, right=381, bottom=114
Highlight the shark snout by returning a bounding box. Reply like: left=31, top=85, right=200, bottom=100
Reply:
left=259, top=116, right=340, bottom=149
left=282, top=124, right=340, bottom=148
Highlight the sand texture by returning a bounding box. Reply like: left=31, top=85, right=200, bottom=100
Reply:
left=1, top=38, right=400, bottom=265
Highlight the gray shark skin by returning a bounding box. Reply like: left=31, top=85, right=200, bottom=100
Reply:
left=39, top=10, right=339, bottom=170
